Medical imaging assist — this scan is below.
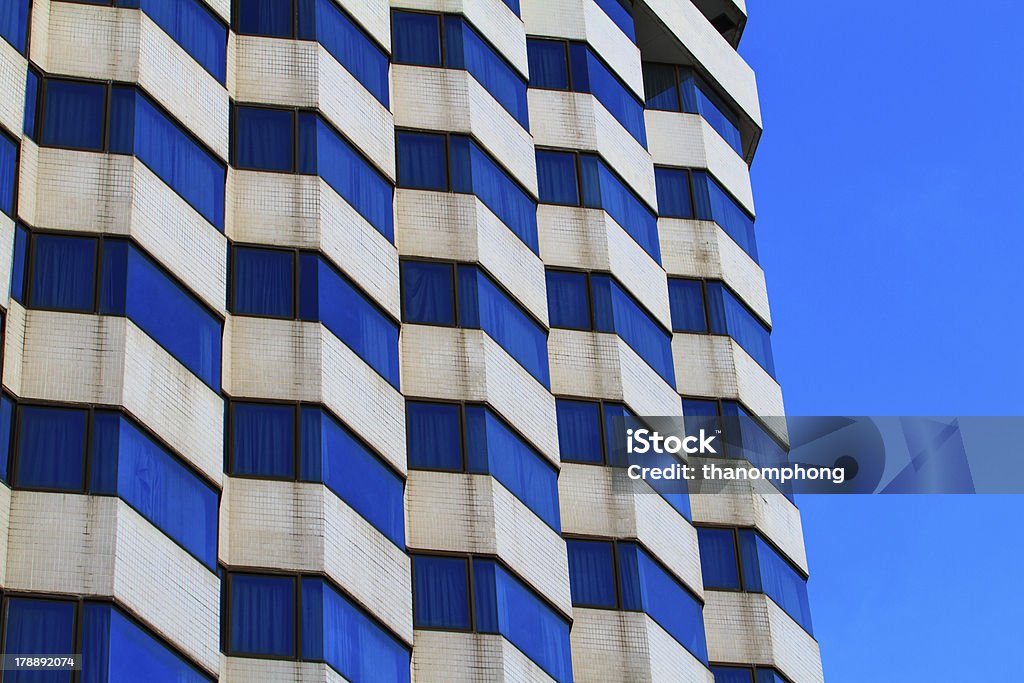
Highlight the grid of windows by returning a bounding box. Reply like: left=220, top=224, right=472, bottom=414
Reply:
left=406, top=400, right=561, bottom=530
left=565, top=538, right=709, bottom=664
left=224, top=572, right=411, bottom=682
left=392, top=11, right=529, bottom=129
left=546, top=269, right=675, bottom=386
left=527, top=38, right=648, bottom=147
left=411, top=554, right=572, bottom=683
left=400, top=260, right=550, bottom=388
left=697, top=527, right=813, bottom=634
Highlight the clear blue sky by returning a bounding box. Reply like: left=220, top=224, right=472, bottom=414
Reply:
left=740, top=1, right=1024, bottom=680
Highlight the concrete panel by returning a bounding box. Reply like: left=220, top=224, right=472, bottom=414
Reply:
left=412, top=630, right=556, bottom=682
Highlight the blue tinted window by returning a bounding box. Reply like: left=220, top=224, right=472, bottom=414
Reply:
left=308, top=0, right=389, bottom=106
left=536, top=151, right=579, bottom=205
left=407, top=401, right=462, bottom=470
left=489, top=563, right=573, bottom=683
left=117, top=244, right=222, bottom=390
left=555, top=399, right=602, bottom=463
left=235, top=107, right=294, bottom=171
left=0, top=396, right=12, bottom=482
left=668, top=278, right=707, bottom=332
left=697, top=527, right=740, bottom=589
left=739, top=530, right=813, bottom=633
left=712, top=667, right=755, bottom=683
left=237, top=0, right=291, bottom=36
left=401, top=261, right=454, bottom=325
left=581, top=156, right=660, bottom=261
left=392, top=11, right=442, bottom=66
left=396, top=131, right=448, bottom=190
left=300, top=407, right=405, bottom=546
left=232, top=402, right=295, bottom=478
left=458, top=266, right=549, bottom=387
left=546, top=270, right=590, bottom=329
left=299, top=254, right=399, bottom=388
left=4, top=598, right=76, bottom=678
left=41, top=80, right=106, bottom=150
left=301, top=578, right=411, bottom=682
left=448, top=18, right=529, bottom=127
left=594, top=0, right=635, bottom=41
left=643, top=62, right=679, bottom=110
left=619, top=542, right=708, bottom=663
left=413, top=555, right=470, bottom=629
left=567, top=540, right=616, bottom=607
left=592, top=275, right=675, bottom=386
left=23, top=69, right=38, bottom=138
left=575, top=47, right=647, bottom=146
left=233, top=246, right=294, bottom=317
left=655, top=167, right=693, bottom=218
left=134, top=0, right=227, bottom=83
left=16, top=406, right=87, bottom=491
left=84, top=604, right=212, bottom=683
left=10, top=224, right=27, bottom=301
left=706, top=282, right=774, bottom=376
left=93, top=413, right=218, bottom=567
left=30, top=234, right=96, bottom=311
left=1, top=0, right=29, bottom=53
left=465, top=406, right=560, bottom=530
left=526, top=39, right=568, bottom=90
left=689, top=74, right=743, bottom=155
left=693, top=172, right=757, bottom=261
left=304, top=117, right=393, bottom=240
left=1, top=130, right=16, bottom=216
left=229, top=574, right=295, bottom=656
left=456, top=137, right=538, bottom=253
left=501, top=0, right=519, bottom=15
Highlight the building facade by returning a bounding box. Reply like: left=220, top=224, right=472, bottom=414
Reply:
left=0, top=0, right=824, bottom=681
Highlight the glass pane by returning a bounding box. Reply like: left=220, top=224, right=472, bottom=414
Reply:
left=392, top=11, right=442, bottom=66
left=654, top=167, right=692, bottom=218
left=30, top=234, right=96, bottom=311
left=413, top=555, right=470, bottom=629
left=3, top=598, right=75, bottom=683
left=401, top=261, right=455, bottom=325
left=555, top=399, right=603, bottom=463
left=232, top=402, right=294, bottom=477
left=536, top=151, right=579, bottom=206
left=643, top=63, right=679, bottom=111
left=697, top=527, right=740, bottom=589
left=41, top=80, right=106, bottom=150
left=233, top=246, right=294, bottom=317
left=230, top=574, right=295, bottom=656
left=545, top=270, right=590, bottom=330
left=566, top=540, right=616, bottom=607
left=526, top=39, right=568, bottom=90
left=406, top=401, right=462, bottom=470
left=396, top=131, right=448, bottom=190
left=237, top=0, right=293, bottom=37
left=235, top=107, right=294, bottom=172
left=16, top=406, right=87, bottom=490
left=667, top=279, right=707, bottom=332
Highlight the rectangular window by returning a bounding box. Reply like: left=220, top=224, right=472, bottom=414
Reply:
left=566, top=539, right=708, bottom=664
left=712, top=667, right=791, bottom=683
left=232, top=246, right=295, bottom=317
left=224, top=573, right=411, bottom=680
left=411, top=555, right=571, bottom=682
left=392, top=12, right=528, bottom=129
left=40, top=79, right=107, bottom=151
left=528, top=39, right=647, bottom=147
left=29, top=234, right=97, bottom=312
left=642, top=62, right=743, bottom=155
left=3, top=598, right=76, bottom=676
left=235, top=0, right=389, bottom=106
left=547, top=270, right=674, bottom=386
left=234, top=106, right=295, bottom=172
left=12, top=403, right=217, bottom=567
left=697, top=527, right=813, bottom=634
left=228, top=401, right=405, bottom=547
left=537, top=151, right=660, bottom=262
left=400, top=260, right=550, bottom=387
left=1, top=129, right=18, bottom=217
left=127, top=0, right=227, bottom=83
left=668, top=278, right=774, bottom=377
left=405, top=400, right=560, bottom=531
left=693, top=171, right=757, bottom=260
left=654, top=167, right=693, bottom=218
left=395, top=131, right=448, bottom=190
left=1, top=0, right=29, bottom=53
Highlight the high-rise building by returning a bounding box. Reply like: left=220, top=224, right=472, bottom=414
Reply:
left=0, top=0, right=823, bottom=680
